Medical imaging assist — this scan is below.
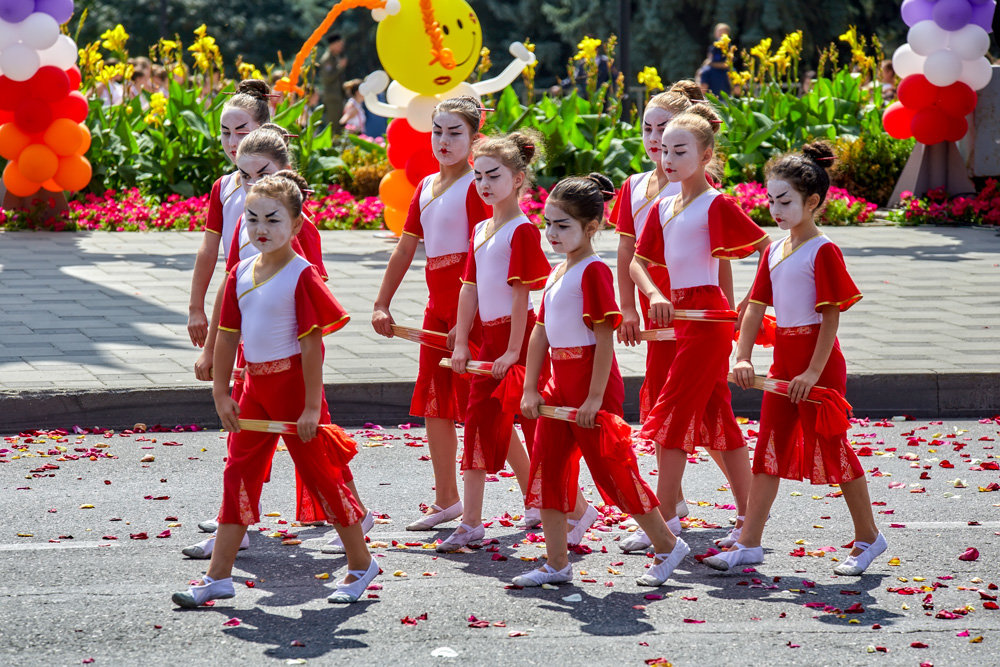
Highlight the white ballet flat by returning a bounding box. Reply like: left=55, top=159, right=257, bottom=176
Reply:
left=436, top=522, right=485, bottom=553
left=520, top=507, right=542, bottom=529
left=715, top=516, right=745, bottom=548
left=197, top=519, right=219, bottom=533
left=406, top=501, right=463, bottom=531
left=619, top=528, right=652, bottom=553
left=321, top=511, right=375, bottom=554
left=703, top=543, right=764, bottom=571
left=181, top=533, right=249, bottom=559
left=666, top=516, right=682, bottom=536
left=511, top=563, right=573, bottom=587
left=636, top=538, right=690, bottom=586
left=833, top=533, right=888, bottom=576
left=327, top=557, right=381, bottom=603
left=567, top=504, right=600, bottom=547
left=675, top=500, right=689, bottom=519
left=171, top=575, right=235, bottom=608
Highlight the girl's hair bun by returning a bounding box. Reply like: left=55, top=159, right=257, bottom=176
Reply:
left=271, top=169, right=310, bottom=199
left=258, top=123, right=291, bottom=144
left=586, top=172, right=615, bottom=202
left=237, top=79, right=271, bottom=100
left=684, top=102, right=722, bottom=134
left=801, top=141, right=836, bottom=168
left=668, top=79, right=705, bottom=103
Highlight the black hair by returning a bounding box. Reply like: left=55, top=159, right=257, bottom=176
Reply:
left=547, top=172, right=615, bottom=226
left=765, top=141, right=836, bottom=206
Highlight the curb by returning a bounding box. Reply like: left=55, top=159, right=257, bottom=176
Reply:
left=2, top=372, right=998, bottom=432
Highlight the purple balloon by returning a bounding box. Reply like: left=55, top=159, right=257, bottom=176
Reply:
left=902, top=0, right=935, bottom=27
left=970, top=0, right=997, bottom=31
left=934, top=0, right=974, bottom=30
left=34, top=0, right=74, bottom=24
left=0, top=0, right=34, bottom=23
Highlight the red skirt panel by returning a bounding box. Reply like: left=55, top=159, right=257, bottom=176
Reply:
left=752, top=326, right=864, bottom=484
left=410, top=253, right=478, bottom=420
left=217, top=355, right=363, bottom=526
left=525, top=346, right=658, bottom=515
left=638, top=285, right=745, bottom=453
left=461, top=313, right=541, bottom=473
left=638, top=265, right=674, bottom=422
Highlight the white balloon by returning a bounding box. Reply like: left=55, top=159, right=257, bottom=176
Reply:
left=0, top=18, right=17, bottom=51
left=20, top=12, right=60, bottom=51
left=908, top=20, right=949, bottom=56
left=0, top=43, right=40, bottom=81
left=949, top=24, right=991, bottom=61
left=893, top=44, right=926, bottom=79
left=405, top=95, right=438, bottom=132
left=960, top=56, right=994, bottom=90
left=37, top=34, right=77, bottom=69
left=923, top=49, right=963, bottom=86
left=441, top=82, right=479, bottom=101
left=386, top=80, right=416, bottom=107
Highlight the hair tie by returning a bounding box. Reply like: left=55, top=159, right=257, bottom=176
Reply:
left=237, top=130, right=299, bottom=138
left=815, top=156, right=835, bottom=165
left=709, top=119, right=723, bottom=126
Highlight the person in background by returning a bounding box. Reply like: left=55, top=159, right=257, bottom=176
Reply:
left=340, top=78, right=366, bottom=134
left=151, top=65, right=169, bottom=96
left=879, top=60, right=897, bottom=102
left=320, top=33, right=348, bottom=128
left=702, top=23, right=732, bottom=96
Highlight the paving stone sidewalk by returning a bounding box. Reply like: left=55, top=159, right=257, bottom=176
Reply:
left=0, top=226, right=998, bottom=426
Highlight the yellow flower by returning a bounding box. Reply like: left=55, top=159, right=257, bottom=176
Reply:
left=522, top=40, right=536, bottom=78
left=839, top=26, right=859, bottom=50
left=714, top=34, right=731, bottom=52
left=156, top=38, right=179, bottom=63
left=188, top=24, right=223, bottom=73
left=574, top=36, right=601, bottom=62
left=100, top=24, right=129, bottom=53
left=637, top=66, right=663, bottom=92
left=144, top=92, right=168, bottom=126
left=750, top=37, right=773, bottom=63
left=78, top=41, right=104, bottom=78
left=238, top=62, right=264, bottom=81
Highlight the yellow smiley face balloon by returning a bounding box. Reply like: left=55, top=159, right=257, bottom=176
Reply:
left=376, top=0, right=483, bottom=97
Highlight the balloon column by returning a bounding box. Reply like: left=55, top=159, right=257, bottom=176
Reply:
left=360, top=0, right=536, bottom=234
left=0, top=0, right=90, bottom=198
left=884, top=0, right=996, bottom=145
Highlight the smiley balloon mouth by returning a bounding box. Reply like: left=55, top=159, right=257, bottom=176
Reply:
left=435, top=75, right=452, bottom=85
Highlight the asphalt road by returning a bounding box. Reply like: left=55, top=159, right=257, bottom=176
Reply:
left=1, top=418, right=999, bottom=666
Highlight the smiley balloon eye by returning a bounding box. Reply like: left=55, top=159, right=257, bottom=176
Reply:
left=442, top=24, right=450, bottom=35
left=457, top=19, right=463, bottom=29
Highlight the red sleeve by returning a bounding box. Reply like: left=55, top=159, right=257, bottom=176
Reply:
left=634, top=202, right=666, bottom=267
left=295, top=217, right=327, bottom=280
left=465, top=181, right=491, bottom=237
left=814, top=242, right=862, bottom=312
left=218, top=268, right=242, bottom=333
left=581, top=261, right=623, bottom=330
left=708, top=194, right=769, bottom=260
left=610, top=177, right=635, bottom=237
left=294, top=265, right=350, bottom=339
left=748, top=244, right=774, bottom=307
left=507, top=223, right=551, bottom=290
left=401, top=179, right=426, bottom=239
left=203, top=177, right=224, bottom=234
left=461, top=236, right=477, bottom=284
left=225, top=217, right=242, bottom=273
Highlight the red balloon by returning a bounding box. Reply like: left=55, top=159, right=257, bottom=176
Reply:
left=386, top=118, right=428, bottom=168
left=911, top=107, right=949, bottom=145
left=30, top=66, right=71, bottom=103
left=937, top=81, right=977, bottom=119
left=896, top=74, right=939, bottom=111
left=0, top=108, right=13, bottom=124
left=14, top=98, right=53, bottom=134
left=405, top=148, right=439, bottom=186
left=0, top=76, right=26, bottom=111
left=882, top=102, right=916, bottom=140
left=943, top=114, right=969, bottom=143
left=52, top=90, right=89, bottom=123
left=65, top=65, right=82, bottom=91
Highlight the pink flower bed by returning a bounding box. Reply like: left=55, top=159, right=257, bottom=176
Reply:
left=727, top=182, right=878, bottom=227
left=892, top=182, right=1000, bottom=226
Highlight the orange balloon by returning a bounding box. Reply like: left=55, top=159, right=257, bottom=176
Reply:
left=378, top=168, right=415, bottom=212
left=43, top=118, right=83, bottom=157
left=42, top=178, right=62, bottom=192
left=383, top=205, right=407, bottom=236
left=3, top=161, right=41, bottom=197
left=18, top=144, right=60, bottom=183
left=77, top=123, right=91, bottom=154
left=0, top=122, right=32, bottom=161
left=54, top=154, right=92, bottom=192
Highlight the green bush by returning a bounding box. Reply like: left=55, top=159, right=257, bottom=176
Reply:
left=831, top=132, right=914, bottom=207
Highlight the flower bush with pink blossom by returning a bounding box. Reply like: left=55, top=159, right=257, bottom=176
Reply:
left=888, top=182, right=1000, bottom=227
left=0, top=187, right=386, bottom=232
left=725, top=182, right=878, bottom=227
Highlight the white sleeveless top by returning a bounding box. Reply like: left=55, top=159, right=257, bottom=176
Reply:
left=540, top=255, right=608, bottom=348
left=627, top=171, right=680, bottom=239
left=232, top=254, right=312, bottom=363
left=416, top=172, right=477, bottom=258
left=469, top=216, right=537, bottom=322
left=766, top=235, right=832, bottom=327
left=219, top=173, right=244, bottom=261
left=656, top=189, right=722, bottom=289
